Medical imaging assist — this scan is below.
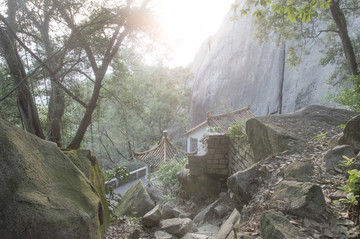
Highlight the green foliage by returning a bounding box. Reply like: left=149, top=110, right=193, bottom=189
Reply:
left=104, top=166, right=129, bottom=221
left=334, top=156, right=359, bottom=206
left=333, top=73, right=360, bottom=112
left=315, top=131, right=328, bottom=141
left=151, top=158, right=187, bottom=196
left=104, top=166, right=129, bottom=182
left=335, top=169, right=360, bottom=205
left=83, top=47, right=192, bottom=168
left=340, top=156, right=356, bottom=168
left=226, top=122, right=249, bottom=145
left=208, top=126, right=221, bottom=132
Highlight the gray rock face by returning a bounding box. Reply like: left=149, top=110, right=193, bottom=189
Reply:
left=246, top=105, right=358, bottom=162
left=339, top=115, right=360, bottom=152
left=260, top=210, right=308, bottom=239
left=271, top=181, right=326, bottom=220
left=0, top=119, right=105, bottom=239
left=284, top=162, right=315, bottom=182
left=320, top=145, right=356, bottom=174
left=189, top=8, right=339, bottom=126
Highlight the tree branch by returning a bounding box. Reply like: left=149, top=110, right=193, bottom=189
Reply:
left=0, top=14, right=88, bottom=108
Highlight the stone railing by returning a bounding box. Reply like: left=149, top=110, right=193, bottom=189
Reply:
left=105, top=166, right=147, bottom=189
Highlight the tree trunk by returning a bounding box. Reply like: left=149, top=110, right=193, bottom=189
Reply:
left=66, top=74, right=103, bottom=149
left=0, top=29, right=45, bottom=139
left=47, top=81, right=64, bottom=147
left=330, top=0, right=359, bottom=77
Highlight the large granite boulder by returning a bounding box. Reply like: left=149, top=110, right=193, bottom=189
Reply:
left=114, top=180, right=155, bottom=217
left=246, top=105, right=358, bottom=162
left=0, top=119, right=106, bottom=239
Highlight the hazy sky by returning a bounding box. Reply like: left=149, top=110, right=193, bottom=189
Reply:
left=153, top=0, right=234, bottom=67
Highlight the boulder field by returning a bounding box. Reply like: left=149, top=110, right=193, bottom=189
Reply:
left=111, top=106, right=360, bottom=238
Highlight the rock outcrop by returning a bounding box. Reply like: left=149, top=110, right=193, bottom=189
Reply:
left=0, top=119, right=107, bottom=239
left=246, top=105, right=358, bottom=162
left=225, top=108, right=359, bottom=238
left=189, top=6, right=339, bottom=126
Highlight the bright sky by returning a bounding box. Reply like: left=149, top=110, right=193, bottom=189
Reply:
left=153, top=0, right=234, bottom=67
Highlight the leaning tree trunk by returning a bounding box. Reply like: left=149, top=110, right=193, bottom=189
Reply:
left=66, top=76, right=102, bottom=150
left=330, top=0, right=359, bottom=77
left=0, top=29, right=45, bottom=139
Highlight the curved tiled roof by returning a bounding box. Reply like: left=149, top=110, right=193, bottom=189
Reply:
left=132, top=131, right=197, bottom=168
left=207, top=106, right=255, bottom=133
left=185, top=106, right=255, bottom=135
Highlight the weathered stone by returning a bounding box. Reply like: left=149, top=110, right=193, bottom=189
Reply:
left=197, top=223, right=219, bottom=236
left=227, top=163, right=269, bottom=211
left=283, top=162, right=314, bottom=182
left=272, top=181, right=326, bottom=219
left=114, top=180, right=155, bottom=217
left=328, top=133, right=342, bottom=149
left=160, top=218, right=197, bottom=237
left=214, top=204, right=228, bottom=219
left=246, top=106, right=357, bottom=162
left=193, top=199, right=220, bottom=225
left=339, top=115, right=360, bottom=152
left=260, top=210, right=308, bottom=239
left=162, top=201, right=182, bottom=219
left=178, top=169, right=221, bottom=200
left=154, top=230, right=173, bottom=239
left=320, top=145, right=356, bottom=174
left=182, top=233, right=209, bottom=239
left=0, top=119, right=106, bottom=239
left=143, top=205, right=162, bottom=227
left=214, top=209, right=240, bottom=239
left=63, top=149, right=110, bottom=235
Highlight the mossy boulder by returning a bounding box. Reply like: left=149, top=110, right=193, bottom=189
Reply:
left=63, top=149, right=110, bottom=235
left=114, top=180, right=155, bottom=217
left=0, top=119, right=106, bottom=239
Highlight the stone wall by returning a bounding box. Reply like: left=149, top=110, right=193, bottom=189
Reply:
left=227, top=138, right=254, bottom=175
left=188, top=133, right=254, bottom=181
left=188, top=134, right=229, bottom=182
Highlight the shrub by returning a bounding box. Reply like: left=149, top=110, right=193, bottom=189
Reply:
left=150, top=158, right=187, bottom=196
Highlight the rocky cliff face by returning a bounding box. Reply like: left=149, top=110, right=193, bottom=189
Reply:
left=189, top=11, right=338, bottom=126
